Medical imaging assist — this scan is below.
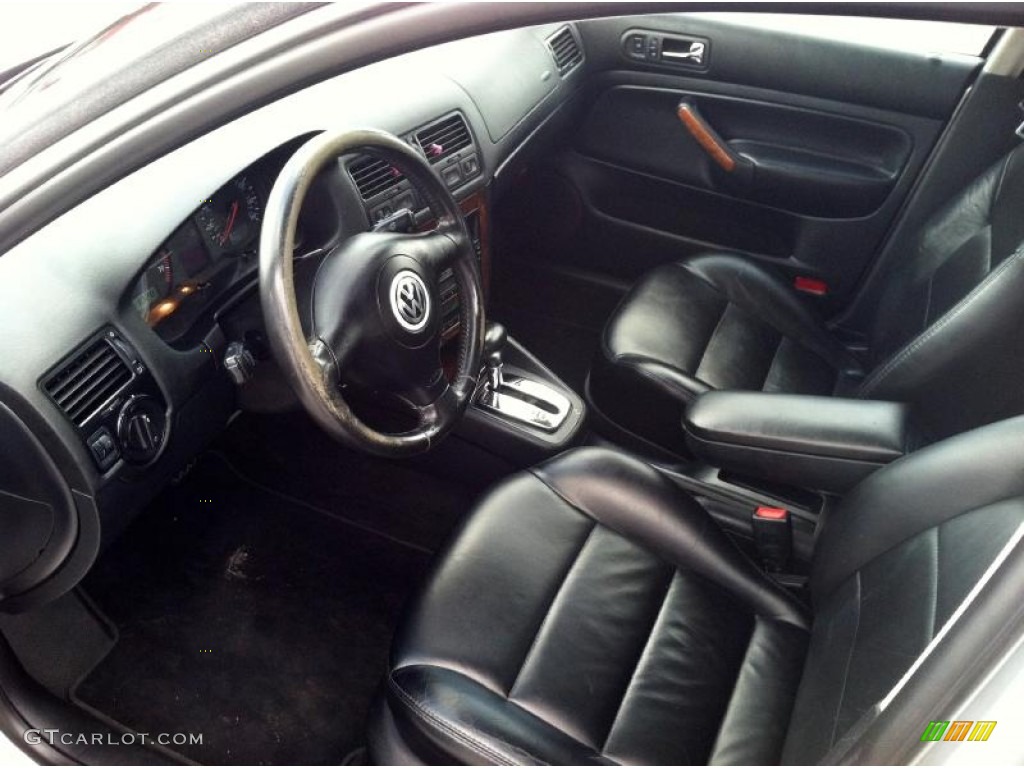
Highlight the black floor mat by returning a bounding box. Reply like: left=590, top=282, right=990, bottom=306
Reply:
left=76, top=452, right=432, bottom=765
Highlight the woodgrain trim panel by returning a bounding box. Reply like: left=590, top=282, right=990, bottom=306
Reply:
left=420, top=189, right=490, bottom=345
left=677, top=102, right=736, bottom=173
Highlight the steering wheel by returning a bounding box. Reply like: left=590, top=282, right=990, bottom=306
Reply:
left=259, top=129, right=484, bottom=457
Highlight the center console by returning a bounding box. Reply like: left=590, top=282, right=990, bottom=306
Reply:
left=475, top=323, right=571, bottom=433
left=456, top=322, right=587, bottom=466
left=646, top=390, right=918, bottom=570
left=683, top=391, right=915, bottom=495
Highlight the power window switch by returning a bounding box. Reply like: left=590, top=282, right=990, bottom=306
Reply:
left=625, top=33, right=648, bottom=61
left=646, top=36, right=661, bottom=62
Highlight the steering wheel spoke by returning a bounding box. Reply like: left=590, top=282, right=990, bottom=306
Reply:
left=417, top=225, right=462, bottom=276
left=411, top=379, right=459, bottom=431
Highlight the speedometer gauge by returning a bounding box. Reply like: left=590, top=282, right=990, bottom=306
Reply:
left=195, top=174, right=263, bottom=256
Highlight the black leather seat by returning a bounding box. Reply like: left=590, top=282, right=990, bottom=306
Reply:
left=588, top=145, right=1024, bottom=452
left=369, top=417, right=1024, bottom=765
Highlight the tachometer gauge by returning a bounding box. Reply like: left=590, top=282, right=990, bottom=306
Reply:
left=195, top=174, right=263, bottom=256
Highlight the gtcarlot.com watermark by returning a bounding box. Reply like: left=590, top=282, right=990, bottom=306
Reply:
left=24, top=729, right=203, bottom=747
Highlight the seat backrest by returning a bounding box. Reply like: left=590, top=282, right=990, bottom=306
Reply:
left=856, top=144, right=1024, bottom=440
left=782, top=416, right=1024, bottom=763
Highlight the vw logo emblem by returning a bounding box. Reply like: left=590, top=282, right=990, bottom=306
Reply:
left=389, top=270, right=431, bottom=332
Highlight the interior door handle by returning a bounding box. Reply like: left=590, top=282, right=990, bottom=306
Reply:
left=662, top=41, right=706, bottom=65
left=676, top=99, right=746, bottom=174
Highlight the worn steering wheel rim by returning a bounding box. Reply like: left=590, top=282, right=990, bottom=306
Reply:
left=259, top=128, right=484, bottom=457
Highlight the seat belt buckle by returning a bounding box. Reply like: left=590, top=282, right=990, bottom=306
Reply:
left=752, top=506, right=792, bottom=572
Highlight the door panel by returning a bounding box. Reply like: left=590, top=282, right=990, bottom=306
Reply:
left=580, top=87, right=913, bottom=219
left=509, top=14, right=981, bottom=313
left=582, top=14, right=977, bottom=118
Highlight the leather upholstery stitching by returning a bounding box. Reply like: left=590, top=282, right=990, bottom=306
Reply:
left=528, top=468, right=606, bottom=527
left=858, top=248, right=1024, bottom=397
left=817, top=497, right=1024, bottom=604
left=693, top=299, right=731, bottom=381
left=931, top=526, right=940, bottom=641
left=760, top=336, right=785, bottom=392
left=599, top=570, right=677, bottom=753
left=387, top=674, right=533, bottom=765
left=507, top=523, right=598, bottom=700
left=529, top=465, right=810, bottom=630
left=707, top=616, right=768, bottom=761
left=828, top=571, right=862, bottom=751
left=921, top=271, right=934, bottom=330
left=991, top=151, right=1012, bottom=202
left=679, top=258, right=849, bottom=371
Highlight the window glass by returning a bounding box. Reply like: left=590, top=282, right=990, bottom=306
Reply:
left=0, top=2, right=146, bottom=70
left=695, top=13, right=996, bottom=57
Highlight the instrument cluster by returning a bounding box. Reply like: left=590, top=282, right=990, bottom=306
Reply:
left=130, top=171, right=269, bottom=341
left=127, top=137, right=332, bottom=347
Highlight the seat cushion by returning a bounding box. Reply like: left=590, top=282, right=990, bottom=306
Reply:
left=373, top=448, right=809, bottom=765
left=588, top=254, right=863, bottom=453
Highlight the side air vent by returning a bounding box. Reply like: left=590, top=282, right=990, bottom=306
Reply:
left=44, top=338, right=132, bottom=427
left=416, top=114, right=472, bottom=163
left=547, top=26, right=583, bottom=74
left=349, top=155, right=404, bottom=200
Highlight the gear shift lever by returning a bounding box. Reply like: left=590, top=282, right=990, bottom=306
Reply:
left=482, top=322, right=507, bottom=392
left=473, top=320, right=571, bottom=432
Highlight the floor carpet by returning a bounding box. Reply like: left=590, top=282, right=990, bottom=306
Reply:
left=212, top=412, right=485, bottom=552
left=76, top=451, right=433, bottom=765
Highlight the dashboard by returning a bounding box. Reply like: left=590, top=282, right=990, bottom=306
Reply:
left=128, top=139, right=330, bottom=346
left=0, top=21, right=586, bottom=611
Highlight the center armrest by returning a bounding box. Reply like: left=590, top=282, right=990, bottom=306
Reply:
left=684, top=391, right=915, bottom=494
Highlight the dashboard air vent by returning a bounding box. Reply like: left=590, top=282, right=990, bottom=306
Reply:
left=548, top=26, right=583, bottom=74
left=415, top=114, right=472, bottom=163
left=44, top=338, right=131, bottom=427
left=349, top=155, right=404, bottom=200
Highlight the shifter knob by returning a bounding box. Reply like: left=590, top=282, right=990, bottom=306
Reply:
left=482, top=322, right=507, bottom=391
left=483, top=322, right=507, bottom=363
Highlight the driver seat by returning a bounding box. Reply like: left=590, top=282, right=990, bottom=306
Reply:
left=369, top=418, right=1024, bottom=764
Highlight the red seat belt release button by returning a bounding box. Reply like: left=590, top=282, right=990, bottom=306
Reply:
left=753, top=507, right=791, bottom=572
left=794, top=276, right=828, bottom=296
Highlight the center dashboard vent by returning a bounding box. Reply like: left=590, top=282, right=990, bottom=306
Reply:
left=415, top=113, right=472, bottom=163
left=44, top=337, right=132, bottom=427
left=547, top=26, right=583, bottom=74
left=349, top=155, right=405, bottom=200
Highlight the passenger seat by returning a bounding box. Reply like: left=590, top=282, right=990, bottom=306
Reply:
left=588, top=144, right=1024, bottom=452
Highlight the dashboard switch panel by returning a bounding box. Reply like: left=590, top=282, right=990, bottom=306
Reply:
left=117, top=394, right=167, bottom=466
left=41, top=327, right=169, bottom=475
left=87, top=427, right=119, bottom=471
